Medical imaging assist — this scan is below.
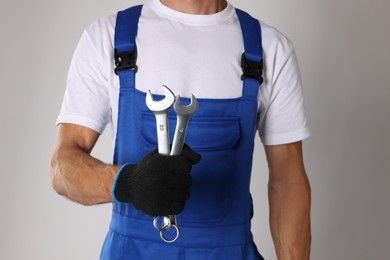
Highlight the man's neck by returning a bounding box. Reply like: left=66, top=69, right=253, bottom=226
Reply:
left=160, top=0, right=228, bottom=15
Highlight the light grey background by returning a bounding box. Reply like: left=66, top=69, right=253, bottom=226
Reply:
left=0, top=0, right=389, bottom=259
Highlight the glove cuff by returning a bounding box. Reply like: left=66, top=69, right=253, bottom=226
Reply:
left=112, top=163, right=136, bottom=202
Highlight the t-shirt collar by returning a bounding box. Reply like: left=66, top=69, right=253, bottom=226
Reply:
left=149, top=0, right=235, bottom=26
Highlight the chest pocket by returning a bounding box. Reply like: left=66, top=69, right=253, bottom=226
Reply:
left=141, top=113, right=241, bottom=224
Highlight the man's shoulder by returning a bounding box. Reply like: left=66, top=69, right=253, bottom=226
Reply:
left=260, top=21, right=295, bottom=56
left=84, top=13, right=116, bottom=36
left=84, top=4, right=145, bottom=38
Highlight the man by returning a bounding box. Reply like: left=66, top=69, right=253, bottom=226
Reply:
left=50, top=0, right=311, bottom=259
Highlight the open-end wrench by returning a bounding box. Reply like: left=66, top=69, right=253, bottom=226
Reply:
left=145, top=85, right=175, bottom=155
left=170, top=95, right=199, bottom=156
left=146, top=86, right=177, bottom=237
left=146, top=87, right=198, bottom=243
left=158, top=94, right=198, bottom=243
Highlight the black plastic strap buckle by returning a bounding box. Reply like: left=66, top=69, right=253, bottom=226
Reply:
left=241, top=53, right=263, bottom=83
left=114, top=48, right=137, bottom=75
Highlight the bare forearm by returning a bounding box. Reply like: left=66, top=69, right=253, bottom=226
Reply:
left=50, top=146, right=120, bottom=205
left=268, top=170, right=311, bottom=260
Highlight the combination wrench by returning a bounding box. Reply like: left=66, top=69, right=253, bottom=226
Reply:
left=146, top=86, right=198, bottom=243
left=170, top=95, right=199, bottom=156
left=145, top=86, right=175, bottom=155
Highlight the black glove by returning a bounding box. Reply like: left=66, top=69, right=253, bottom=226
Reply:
left=112, top=145, right=201, bottom=217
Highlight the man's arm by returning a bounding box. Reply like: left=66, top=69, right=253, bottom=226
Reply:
left=264, top=141, right=311, bottom=260
left=50, top=123, right=120, bottom=205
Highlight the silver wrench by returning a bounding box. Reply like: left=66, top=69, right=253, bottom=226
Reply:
left=146, top=87, right=198, bottom=243
left=145, top=85, right=175, bottom=155
left=158, top=94, right=198, bottom=243
left=146, top=86, right=177, bottom=239
left=170, top=95, right=199, bottom=156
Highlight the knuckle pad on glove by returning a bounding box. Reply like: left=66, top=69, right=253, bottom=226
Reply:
left=171, top=158, right=192, bottom=174
left=167, top=189, right=190, bottom=201
left=181, top=145, right=202, bottom=164
left=180, top=175, right=193, bottom=188
left=178, top=190, right=190, bottom=201
left=168, top=174, right=192, bottom=189
left=170, top=202, right=185, bottom=215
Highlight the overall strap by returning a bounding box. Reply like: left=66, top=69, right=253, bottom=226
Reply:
left=114, top=5, right=143, bottom=89
left=235, top=9, right=263, bottom=98
left=113, top=5, right=142, bottom=165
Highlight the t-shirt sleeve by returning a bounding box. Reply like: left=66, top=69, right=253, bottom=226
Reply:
left=257, top=35, right=310, bottom=146
left=56, top=21, right=112, bottom=134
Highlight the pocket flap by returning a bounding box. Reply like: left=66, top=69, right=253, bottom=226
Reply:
left=141, top=113, right=240, bottom=151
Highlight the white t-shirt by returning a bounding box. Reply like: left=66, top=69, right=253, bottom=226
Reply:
left=57, top=0, right=310, bottom=146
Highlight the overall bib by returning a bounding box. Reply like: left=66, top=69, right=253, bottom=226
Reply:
left=101, top=5, right=264, bottom=260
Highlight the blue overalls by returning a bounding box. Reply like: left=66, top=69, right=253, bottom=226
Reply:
left=101, top=5, right=264, bottom=260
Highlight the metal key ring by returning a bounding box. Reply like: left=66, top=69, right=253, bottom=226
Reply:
left=160, top=224, right=180, bottom=243
left=153, top=216, right=171, bottom=232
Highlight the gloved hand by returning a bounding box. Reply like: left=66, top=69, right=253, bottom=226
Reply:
left=112, top=145, right=201, bottom=217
